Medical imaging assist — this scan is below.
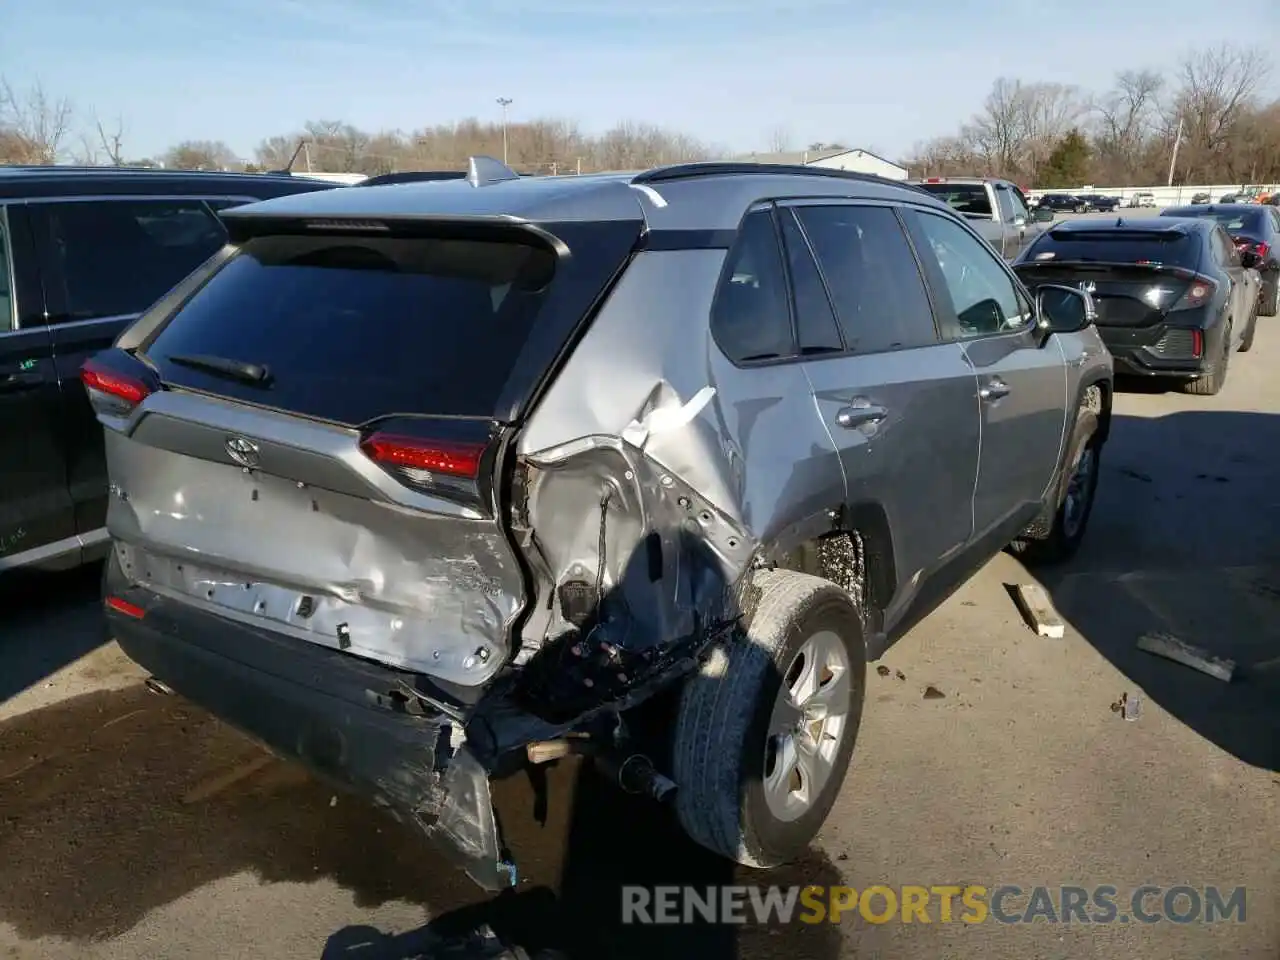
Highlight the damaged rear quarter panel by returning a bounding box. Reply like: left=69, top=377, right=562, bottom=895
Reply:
left=512, top=248, right=845, bottom=668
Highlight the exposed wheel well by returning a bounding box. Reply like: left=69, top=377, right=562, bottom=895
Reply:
left=771, top=504, right=896, bottom=626
left=1083, top=379, right=1111, bottom=443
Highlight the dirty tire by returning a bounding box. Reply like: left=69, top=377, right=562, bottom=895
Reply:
left=1010, top=409, right=1101, bottom=566
left=1239, top=303, right=1258, bottom=353
left=1262, top=278, right=1280, bottom=318
left=672, top=568, right=866, bottom=869
left=1182, top=322, right=1230, bottom=396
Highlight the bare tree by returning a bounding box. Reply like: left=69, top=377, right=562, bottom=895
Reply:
left=766, top=125, right=790, bottom=153
left=1092, top=69, right=1165, bottom=182
left=0, top=76, right=73, bottom=164
left=96, top=115, right=126, bottom=165
left=965, top=78, right=1027, bottom=177
left=1172, top=44, right=1271, bottom=179
left=163, top=139, right=240, bottom=171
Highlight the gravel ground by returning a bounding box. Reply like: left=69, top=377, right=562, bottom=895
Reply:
left=1, top=315, right=1277, bottom=960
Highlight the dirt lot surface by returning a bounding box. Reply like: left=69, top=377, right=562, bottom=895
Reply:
left=2, top=312, right=1277, bottom=960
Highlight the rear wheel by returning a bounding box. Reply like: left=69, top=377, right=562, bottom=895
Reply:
left=1183, top=321, right=1231, bottom=396
left=672, top=568, right=865, bottom=868
left=1011, top=406, right=1102, bottom=565
left=1261, top=277, right=1280, bottom=318
left=1239, top=302, right=1258, bottom=353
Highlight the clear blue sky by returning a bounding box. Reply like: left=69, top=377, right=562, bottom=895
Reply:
left=3, top=0, right=1277, bottom=163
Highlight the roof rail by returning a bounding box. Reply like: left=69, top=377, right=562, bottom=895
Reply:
left=466, top=155, right=520, bottom=187
left=632, top=161, right=928, bottom=194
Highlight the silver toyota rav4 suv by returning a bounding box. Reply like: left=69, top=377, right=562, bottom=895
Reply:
left=88, top=158, right=1113, bottom=891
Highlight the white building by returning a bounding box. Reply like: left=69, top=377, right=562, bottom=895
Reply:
left=734, top=147, right=908, bottom=181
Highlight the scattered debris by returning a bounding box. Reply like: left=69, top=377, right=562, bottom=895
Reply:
left=1137, top=632, right=1235, bottom=682
left=1009, top=583, right=1066, bottom=639
left=923, top=685, right=946, bottom=700
left=876, top=664, right=891, bottom=677
left=1111, top=691, right=1143, bottom=721
left=837, top=852, right=849, bottom=861
left=895, top=669, right=907, bottom=681
left=144, top=676, right=174, bottom=696
left=1118, top=466, right=1153, bottom=483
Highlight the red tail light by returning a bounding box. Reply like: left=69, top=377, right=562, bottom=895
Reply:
left=105, top=596, right=145, bottom=619
left=81, top=358, right=152, bottom=408
left=360, top=432, right=486, bottom=480
left=1191, top=329, right=1204, bottom=357
left=1169, top=274, right=1217, bottom=311
left=1253, top=241, right=1269, bottom=258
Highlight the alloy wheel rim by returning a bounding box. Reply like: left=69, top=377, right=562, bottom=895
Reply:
left=763, top=630, right=852, bottom=823
left=1062, top=446, right=1096, bottom=540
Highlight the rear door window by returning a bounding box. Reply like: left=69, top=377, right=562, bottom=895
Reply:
left=793, top=204, right=939, bottom=353
left=36, top=199, right=229, bottom=323
left=777, top=209, right=843, bottom=355
left=145, top=232, right=562, bottom=425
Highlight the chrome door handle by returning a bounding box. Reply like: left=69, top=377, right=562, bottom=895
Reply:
left=835, top=401, right=888, bottom=429
left=979, top=379, right=1010, bottom=401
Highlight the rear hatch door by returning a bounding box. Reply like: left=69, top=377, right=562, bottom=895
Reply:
left=98, top=213, right=641, bottom=686
left=1017, top=227, right=1201, bottom=328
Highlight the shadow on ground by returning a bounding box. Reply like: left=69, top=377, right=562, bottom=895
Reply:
left=0, top=562, right=106, bottom=702
left=0, top=680, right=845, bottom=959
left=1038, top=408, right=1280, bottom=772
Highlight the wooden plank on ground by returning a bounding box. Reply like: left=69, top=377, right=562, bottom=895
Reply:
left=1009, top=583, right=1066, bottom=639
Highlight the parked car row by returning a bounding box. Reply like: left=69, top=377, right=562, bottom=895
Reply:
left=0, top=159, right=1115, bottom=896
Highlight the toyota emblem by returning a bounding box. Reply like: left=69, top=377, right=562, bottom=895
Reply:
left=225, top=436, right=261, bottom=468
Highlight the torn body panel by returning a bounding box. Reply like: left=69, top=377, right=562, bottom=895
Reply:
left=504, top=250, right=848, bottom=724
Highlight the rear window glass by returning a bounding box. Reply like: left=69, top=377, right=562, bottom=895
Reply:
left=915, top=183, right=992, bottom=217
left=1030, top=230, right=1198, bottom=268
left=145, top=234, right=557, bottom=425
left=1163, top=209, right=1263, bottom=234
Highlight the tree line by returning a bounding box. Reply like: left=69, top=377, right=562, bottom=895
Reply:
left=905, top=43, right=1279, bottom=188
left=0, top=78, right=718, bottom=175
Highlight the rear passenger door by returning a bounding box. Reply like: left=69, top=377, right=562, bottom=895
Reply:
left=29, top=197, right=235, bottom=537
left=0, top=204, right=77, bottom=567
left=782, top=201, right=981, bottom=622
left=902, top=208, right=1068, bottom=542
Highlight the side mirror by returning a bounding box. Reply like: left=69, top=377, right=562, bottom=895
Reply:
left=1012, top=215, right=1027, bottom=228
left=1035, top=284, right=1096, bottom=335
left=1032, top=207, right=1055, bottom=222
left=1240, top=250, right=1261, bottom=269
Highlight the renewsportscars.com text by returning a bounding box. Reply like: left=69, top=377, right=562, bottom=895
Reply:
left=621, top=884, right=1246, bottom=925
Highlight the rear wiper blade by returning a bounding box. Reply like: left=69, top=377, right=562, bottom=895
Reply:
left=167, top=353, right=273, bottom=386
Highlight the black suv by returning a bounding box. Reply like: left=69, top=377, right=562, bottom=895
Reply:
left=1038, top=194, right=1091, bottom=213
left=0, top=166, right=337, bottom=573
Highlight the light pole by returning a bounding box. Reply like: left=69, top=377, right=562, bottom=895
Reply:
left=496, top=97, right=513, bottom=166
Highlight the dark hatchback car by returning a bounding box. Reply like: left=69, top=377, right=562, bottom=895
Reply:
left=1014, top=217, right=1259, bottom=395
left=1081, top=194, right=1122, bottom=212
left=1038, top=193, right=1091, bottom=213
left=0, top=167, right=337, bottom=574
left=1160, top=203, right=1280, bottom=316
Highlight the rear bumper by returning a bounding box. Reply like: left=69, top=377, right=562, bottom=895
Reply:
left=1097, top=323, right=1210, bottom=378
left=103, top=553, right=513, bottom=891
